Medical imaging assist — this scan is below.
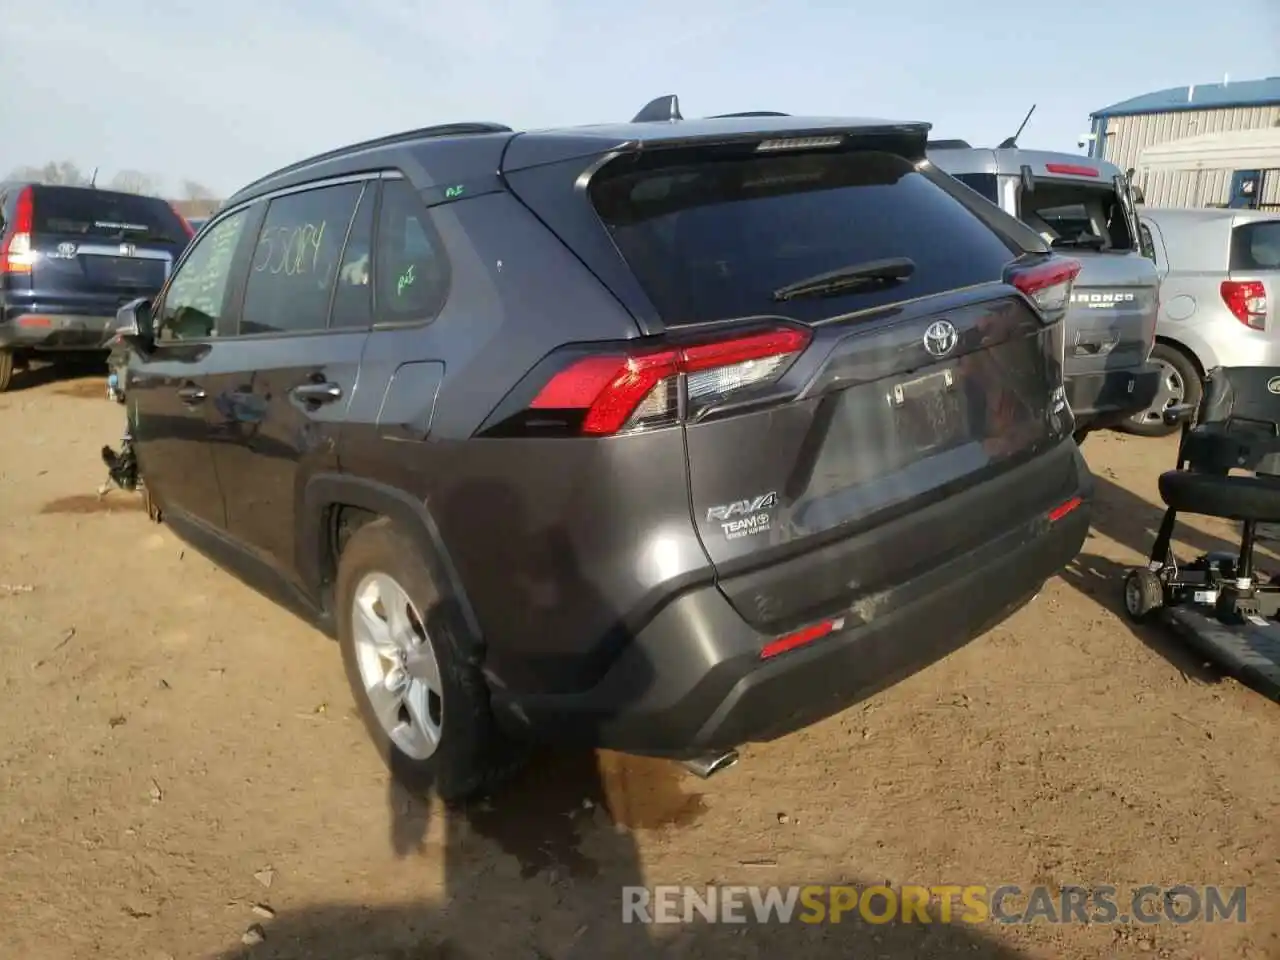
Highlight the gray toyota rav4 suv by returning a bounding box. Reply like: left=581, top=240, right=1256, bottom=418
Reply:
left=928, top=144, right=1161, bottom=441
left=114, top=100, right=1093, bottom=799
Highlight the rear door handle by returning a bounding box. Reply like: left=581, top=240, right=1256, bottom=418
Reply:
left=291, top=381, right=343, bottom=405
left=177, top=383, right=206, bottom=404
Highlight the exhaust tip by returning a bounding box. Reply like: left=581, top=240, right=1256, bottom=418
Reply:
left=681, top=749, right=740, bottom=779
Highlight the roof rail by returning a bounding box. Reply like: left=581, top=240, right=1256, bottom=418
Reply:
left=708, top=111, right=791, bottom=118
left=926, top=139, right=972, bottom=149
left=632, top=95, right=683, bottom=123
left=233, top=121, right=513, bottom=198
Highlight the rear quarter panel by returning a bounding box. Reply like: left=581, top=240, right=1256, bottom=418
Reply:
left=335, top=188, right=714, bottom=696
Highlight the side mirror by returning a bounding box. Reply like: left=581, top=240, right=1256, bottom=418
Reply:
left=113, top=297, right=154, bottom=344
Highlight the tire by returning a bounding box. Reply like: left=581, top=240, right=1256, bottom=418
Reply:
left=335, top=517, right=523, bottom=802
left=1121, top=342, right=1202, bottom=438
left=1123, top=568, right=1164, bottom=623
left=0, top=350, right=13, bottom=393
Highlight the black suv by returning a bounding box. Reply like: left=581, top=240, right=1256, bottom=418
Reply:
left=0, top=183, right=193, bottom=391
left=115, top=99, right=1094, bottom=799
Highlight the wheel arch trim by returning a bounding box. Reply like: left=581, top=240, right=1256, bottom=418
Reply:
left=299, top=473, right=483, bottom=643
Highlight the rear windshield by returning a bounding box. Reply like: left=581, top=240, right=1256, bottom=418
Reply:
left=589, top=149, right=1021, bottom=325
left=1020, top=180, right=1134, bottom=253
left=1230, top=221, right=1280, bottom=272
left=32, top=186, right=188, bottom=245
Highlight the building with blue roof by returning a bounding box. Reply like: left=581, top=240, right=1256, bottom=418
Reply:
left=1087, top=76, right=1280, bottom=208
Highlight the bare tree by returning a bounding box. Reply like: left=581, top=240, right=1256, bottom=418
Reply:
left=5, top=161, right=90, bottom=185
left=181, top=180, right=215, bottom=201
left=109, top=169, right=161, bottom=196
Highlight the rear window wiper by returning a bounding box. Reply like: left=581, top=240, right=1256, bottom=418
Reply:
left=772, top=257, right=915, bottom=302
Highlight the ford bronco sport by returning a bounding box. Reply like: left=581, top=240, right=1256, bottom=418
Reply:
left=113, top=98, right=1093, bottom=799
left=928, top=144, right=1161, bottom=441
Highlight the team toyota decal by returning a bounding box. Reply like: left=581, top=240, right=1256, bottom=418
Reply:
left=706, top=491, right=779, bottom=540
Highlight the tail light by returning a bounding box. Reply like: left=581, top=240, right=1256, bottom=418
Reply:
left=1221, top=280, right=1267, bottom=330
left=0, top=186, right=35, bottom=275
left=1008, top=257, right=1082, bottom=370
left=488, top=326, right=811, bottom=438
left=171, top=204, right=195, bottom=239
left=1009, top=257, right=1082, bottom=315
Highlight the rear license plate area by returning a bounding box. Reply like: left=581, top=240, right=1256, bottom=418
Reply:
left=889, top=367, right=965, bottom=453
left=86, top=255, right=157, bottom=287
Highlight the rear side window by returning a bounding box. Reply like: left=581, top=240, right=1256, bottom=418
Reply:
left=373, top=179, right=449, bottom=324
left=1230, top=221, right=1280, bottom=272
left=31, top=186, right=189, bottom=245
left=954, top=173, right=999, bottom=204
left=589, top=149, right=1020, bottom=326
left=240, top=183, right=362, bottom=336
left=1021, top=181, right=1135, bottom=253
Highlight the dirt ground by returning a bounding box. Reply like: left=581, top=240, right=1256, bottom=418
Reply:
left=1, top=364, right=1278, bottom=960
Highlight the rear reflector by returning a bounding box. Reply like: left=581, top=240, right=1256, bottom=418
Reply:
left=1044, top=163, right=1099, bottom=178
left=16, top=315, right=52, bottom=327
left=1047, top=496, right=1083, bottom=523
left=760, top=617, right=844, bottom=659
left=1008, top=257, right=1082, bottom=321
left=527, top=326, right=811, bottom=436
left=1221, top=280, right=1267, bottom=331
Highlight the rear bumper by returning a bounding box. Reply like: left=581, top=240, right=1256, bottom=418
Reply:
left=0, top=312, right=115, bottom=351
left=491, top=445, right=1093, bottom=756
left=1066, top=362, right=1161, bottom=428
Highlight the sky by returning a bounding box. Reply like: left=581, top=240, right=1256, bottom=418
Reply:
left=1, top=0, right=1277, bottom=199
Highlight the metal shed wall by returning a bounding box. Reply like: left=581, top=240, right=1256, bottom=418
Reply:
left=1098, top=105, right=1280, bottom=207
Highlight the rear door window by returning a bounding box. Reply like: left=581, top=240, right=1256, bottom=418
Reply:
left=1230, top=221, right=1280, bottom=272
left=31, top=186, right=189, bottom=245
left=589, top=149, right=1020, bottom=326
left=239, top=182, right=362, bottom=336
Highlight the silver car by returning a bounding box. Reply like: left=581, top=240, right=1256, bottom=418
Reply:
left=929, top=144, right=1161, bottom=442
left=1126, top=206, right=1280, bottom=435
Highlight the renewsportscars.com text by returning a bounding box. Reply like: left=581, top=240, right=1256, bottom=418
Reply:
left=622, top=884, right=1247, bottom=926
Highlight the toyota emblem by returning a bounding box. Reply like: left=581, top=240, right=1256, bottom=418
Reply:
left=923, top=320, right=958, bottom=359
left=55, top=241, right=78, bottom=258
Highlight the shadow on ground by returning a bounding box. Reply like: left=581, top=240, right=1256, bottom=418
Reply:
left=210, top=751, right=1031, bottom=960
left=2, top=355, right=107, bottom=396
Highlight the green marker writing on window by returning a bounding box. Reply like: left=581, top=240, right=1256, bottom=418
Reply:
left=444, top=185, right=465, bottom=199
left=397, top=264, right=416, bottom=298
